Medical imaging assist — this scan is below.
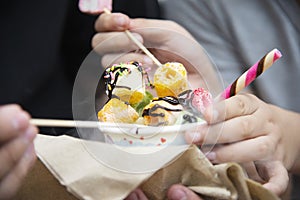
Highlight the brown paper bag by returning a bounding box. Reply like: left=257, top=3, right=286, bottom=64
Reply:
left=15, top=135, right=279, bottom=200
left=14, top=159, right=78, bottom=200
left=141, top=146, right=279, bottom=200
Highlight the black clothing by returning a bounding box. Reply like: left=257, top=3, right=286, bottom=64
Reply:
left=0, top=0, right=159, bottom=136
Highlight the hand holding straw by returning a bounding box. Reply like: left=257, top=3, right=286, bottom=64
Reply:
left=216, top=48, right=282, bottom=183
left=221, top=48, right=282, bottom=99
left=79, top=0, right=162, bottom=67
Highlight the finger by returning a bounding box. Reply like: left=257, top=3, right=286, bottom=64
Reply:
left=125, top=188, right=148, bottom=200
left=0, top=143, right=36, bottom=199
left=168, top=184, right=203, bottom=200
left=186, top=114, right=268, bottom=145
left=95, top=12, right=130, bottom=32
left=0, top=104, right=30, bottom=142
left=205, top=136, right=275, bottom=163
left=257, top=161, right=289, bottom=196
left=129, top=19, right=194, bottom=42
left=240, top=162, right=265, bottom=183
left=92, top=32, right=143, bottom=54
left=0, top=125, right=37, bottom=179
left=101, top=53, right=154, bottom=67
left=205, top=94, right=260, bottom=124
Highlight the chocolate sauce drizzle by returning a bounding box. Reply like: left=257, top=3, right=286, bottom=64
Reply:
left=142, top=93, right=201, bottom=125
left=153, top=96, right=180, bottom=105
left=103, top=65, right=129, bottom=99
left=143, top=96, right=182, bottom=117
left=178, top=89, right=193, bottom=107
left=102, top=61, right=151, bottom=99
left=178, top=89, right=203, bottom=119
left=182, top=114, right=198, bottom=124
left=142, top=103, right=182, bottom=118
left=142, top=102, right=181, bottom=126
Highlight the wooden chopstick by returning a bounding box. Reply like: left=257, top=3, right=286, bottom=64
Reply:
left=103, top=8, right=162, bottom=67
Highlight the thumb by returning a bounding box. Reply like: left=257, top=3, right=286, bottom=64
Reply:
left=95, top=12, right=130, bottom=32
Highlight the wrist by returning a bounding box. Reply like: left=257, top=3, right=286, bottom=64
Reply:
left=275, top=106, right=300, bottom=174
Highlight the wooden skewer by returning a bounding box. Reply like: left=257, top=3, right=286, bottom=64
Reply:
left=103, top=8, right=162, bottom=67
left=30, top=118, right=206, bottom=134
left=30, top=118, right=145, bottom=129
left=31, top=119, right=95, bottom=128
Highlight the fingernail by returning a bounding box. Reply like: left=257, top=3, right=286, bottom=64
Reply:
left=126, top=192, right=139, bottom=200
left=213, top=109, right=219, bottom=121
left=25, top=144, right=36, bottom=165
left=13, top=112, right=29, bottom=131
left=129, top=20, right=136, bottom=28
left=169, top=189, right=187, bottom=200
left=143, top=57, right=153, bottom=65
left=115, top=16, right=126, bottom=27
left=205, top=107, right=218, bottom=122
left=185, top=131, right=201, bottom=143
left=206, top=152, right=216, bottom=161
